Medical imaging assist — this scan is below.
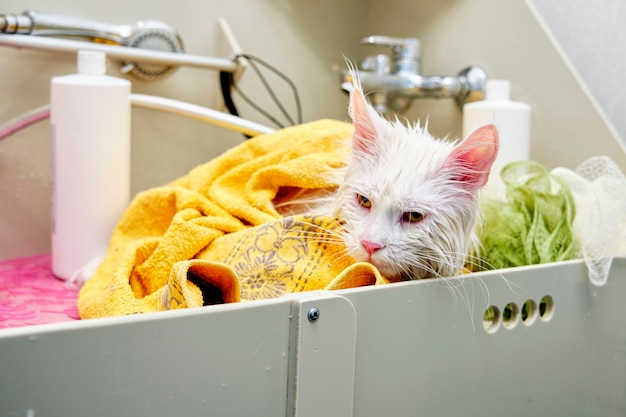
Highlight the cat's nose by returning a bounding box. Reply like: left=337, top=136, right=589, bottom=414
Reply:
left=361, top=239, right=384, bottom=255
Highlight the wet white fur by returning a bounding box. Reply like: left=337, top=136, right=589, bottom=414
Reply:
left=275, top=80, right=499, bottom=281
left=328, top=83, right=498, bottom=281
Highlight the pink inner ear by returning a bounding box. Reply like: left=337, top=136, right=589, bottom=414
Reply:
left=447, top=124, right=499, bottom=189
left=350, top=87, right=382, bottom=152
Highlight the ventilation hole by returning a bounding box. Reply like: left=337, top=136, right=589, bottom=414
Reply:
left=483, top=305, right=501, bottom=333
left=502, top=302, right=519, bottom=329
left=539, top=295, right=555, bottom=321
left=521, top=299, right=538, bottom=326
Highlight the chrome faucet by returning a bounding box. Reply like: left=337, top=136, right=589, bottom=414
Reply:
left=341, top=36, right=488, bottom=114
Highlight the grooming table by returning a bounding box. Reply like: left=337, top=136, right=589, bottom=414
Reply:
left=0, top=254, right=79, bottom=328
left=0, top=257, right=625, bottom=416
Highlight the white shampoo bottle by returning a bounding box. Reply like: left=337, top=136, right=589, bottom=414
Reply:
left=50, top=50, right=131, bottom=281
left=462, top=79, right=531, bottom=190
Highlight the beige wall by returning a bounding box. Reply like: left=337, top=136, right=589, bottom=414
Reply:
left=1, top=0, right=625, bottom=260
left=529, top=0, right=626, bottom=149
left=0, top=0, right=365, bottom=259
left=364, top=0, right=626, bottom=169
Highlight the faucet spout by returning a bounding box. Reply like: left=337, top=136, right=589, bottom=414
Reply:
left=341, top=35, right=488, bottom=114
left=341, top=66, right=487, bottom=113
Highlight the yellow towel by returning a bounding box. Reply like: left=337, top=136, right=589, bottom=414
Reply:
left=77, top=120, right=393, bottom=319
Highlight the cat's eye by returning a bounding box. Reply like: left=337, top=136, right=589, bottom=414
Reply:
left=402, top=211, right=424, bottom=223
left=356, top=194, right=371, bottom=208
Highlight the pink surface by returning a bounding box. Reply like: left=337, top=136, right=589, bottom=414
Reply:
left=0, top=254, right=80, bottom=328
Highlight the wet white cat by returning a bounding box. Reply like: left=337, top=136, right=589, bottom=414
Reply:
left=330, top=84, right=499, bottom=281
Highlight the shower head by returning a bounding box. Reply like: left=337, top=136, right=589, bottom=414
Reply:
left=118, top=19, right=186, bottom=80
left=0, top=10, right=185, bottom=80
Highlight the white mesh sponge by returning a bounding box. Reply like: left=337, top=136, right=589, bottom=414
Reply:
left=552, top=156, right=626, bottom=286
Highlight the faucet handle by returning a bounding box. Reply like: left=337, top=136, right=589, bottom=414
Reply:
left=360, top=36, right=420, bottom=74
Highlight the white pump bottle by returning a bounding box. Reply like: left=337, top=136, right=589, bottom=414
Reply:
left=50, top=50, right=131, bottom=281
left=462, top=79, right=531, bottom=191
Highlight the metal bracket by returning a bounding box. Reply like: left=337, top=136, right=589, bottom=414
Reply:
left=285, top=291, right=357, bottom=417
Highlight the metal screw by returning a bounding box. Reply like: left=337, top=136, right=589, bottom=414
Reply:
left=307, top=307, right=320, bottom=322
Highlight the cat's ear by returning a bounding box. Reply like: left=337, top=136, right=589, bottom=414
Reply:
left=349, top=86, right=386, bottom=152
left=446, top=124, right=499, bottom=189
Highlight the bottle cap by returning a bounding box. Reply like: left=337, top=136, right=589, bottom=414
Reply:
left=485, top=79, right=510, bottom=101
left=77, top=50, right=107, bottom=75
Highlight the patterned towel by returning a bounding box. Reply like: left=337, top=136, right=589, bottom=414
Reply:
left=77, top=120, right=392, bottom=319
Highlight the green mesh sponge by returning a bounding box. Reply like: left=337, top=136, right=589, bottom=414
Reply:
left=478, top=161, right=579, bottom=271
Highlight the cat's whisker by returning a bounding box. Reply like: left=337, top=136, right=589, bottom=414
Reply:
left=314, top=249, right=355, bottom=267
left=296, top=234, right=346, bottom=246
left=464, top=254, right=525, bottom=297
left=274, top=198, right=330, bottom=210
left=296, top=228, right=344, bottom=238
left=462, top=256, right=497, bottom=306
left=393, top=249, right=488, bottom=324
